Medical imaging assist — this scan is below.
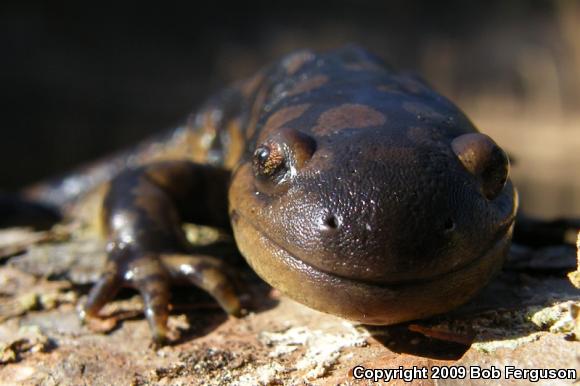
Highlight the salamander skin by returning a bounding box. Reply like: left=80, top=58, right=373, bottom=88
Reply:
left=27, top=46, right=517, bottom=343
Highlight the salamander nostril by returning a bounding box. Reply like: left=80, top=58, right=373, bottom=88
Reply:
left=323, top=214, right=340, bottom=230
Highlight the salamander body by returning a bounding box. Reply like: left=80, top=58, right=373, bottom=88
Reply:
left=27, top=46, right=517, bottom=343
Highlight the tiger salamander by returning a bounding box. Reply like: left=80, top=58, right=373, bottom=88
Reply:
left=26, top=46, right=517, bottom=343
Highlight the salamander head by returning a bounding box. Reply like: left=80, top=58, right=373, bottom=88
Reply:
left=229, top=56, right=516, bottom=324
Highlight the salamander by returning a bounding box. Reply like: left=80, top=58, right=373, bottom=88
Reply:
left=25, top=46, right=518, bottom=344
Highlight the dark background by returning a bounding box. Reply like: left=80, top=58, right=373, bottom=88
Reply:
left=1, top=1, right=579, bottom=216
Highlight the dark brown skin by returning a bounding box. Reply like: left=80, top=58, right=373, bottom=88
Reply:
left=26, top=46, right=518, bottom=344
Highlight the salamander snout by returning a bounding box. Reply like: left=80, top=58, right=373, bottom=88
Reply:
left=265, top=130, right=517, bottom=285
left=237, top=127, right=516, bottom=287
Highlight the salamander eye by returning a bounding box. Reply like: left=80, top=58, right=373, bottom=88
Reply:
left=452, top=133, right=509, bottom=200
left=253, top=144, right=286, bottom=178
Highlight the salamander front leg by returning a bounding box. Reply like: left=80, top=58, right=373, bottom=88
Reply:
left=80, top=162, right=241, bottom=344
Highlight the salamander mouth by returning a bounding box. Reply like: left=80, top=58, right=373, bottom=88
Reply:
left=235, top=212, right=515, bottom=287
left=233, top=210, right=514, bottom=325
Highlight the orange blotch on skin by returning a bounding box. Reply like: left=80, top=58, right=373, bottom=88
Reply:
left=184, top=110, right=220, bottom=163
left=245, top=85, right=270, bottom=140
left=258, top=104, right=311, bottom=142
left=239, top=72, right=265, bottom=98
left=286, top=75, right=329, bottom=97
left=224, top=118, right=246, bottom=169
left=282, top=50, right=315, bottom=75
left=313, top=103, right=387, bottom=135
left=399, top=76, right=428, bottom=94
